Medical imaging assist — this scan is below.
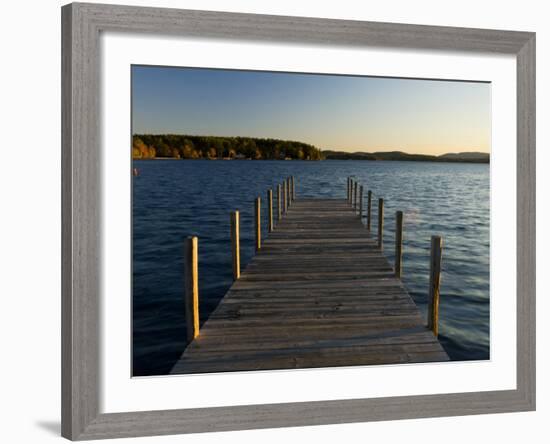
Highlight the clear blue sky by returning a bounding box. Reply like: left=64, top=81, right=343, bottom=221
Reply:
left=132, top=65, right=490, bottom=155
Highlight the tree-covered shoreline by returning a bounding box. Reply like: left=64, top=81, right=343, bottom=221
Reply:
left=132, top=134, right=324, bottom=160
left=132, top=134, right=489, bottom=163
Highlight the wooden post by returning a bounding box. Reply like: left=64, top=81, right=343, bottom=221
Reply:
left=277, top=184, right=282, bottom=222
left=395, top=211, right=404, bottom=278
left=367, top=190, right=372, bottom=230
left=267, top=189, right=273, bottom=233
left=285, top=177, right=290, bottom=208
left=184, top=236, right=199, bottom=343
left=291, top=176, right=295, bottom=201
left=354, top=181, right=358, bottom=210
left=348, top=179, right=352, bottom=204
left=282, top=181, right=287, bottom=214
left=427, top=235, right=443, bottom=336
left=255, top=197, right=261, bottom=251
left=286, top=177, right=291, bottom=208
left=359, top=185, right=364, bottom=219
left=377, top=198, right=384, bottom=250
left=347, top=177, right=350, bottom=202
left=230, top=211, right=240, bottom=280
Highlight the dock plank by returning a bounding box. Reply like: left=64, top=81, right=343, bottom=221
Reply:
left=171, top=198, right=448, bottom=374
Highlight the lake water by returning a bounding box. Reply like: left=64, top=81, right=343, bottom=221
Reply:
left=132, top=159, right=490, bottom=376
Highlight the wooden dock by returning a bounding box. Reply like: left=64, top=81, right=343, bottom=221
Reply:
left=171, top=193, right=448, bottom=375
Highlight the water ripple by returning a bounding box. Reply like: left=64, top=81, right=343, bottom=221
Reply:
left=133, top=159, right=490, bottom=375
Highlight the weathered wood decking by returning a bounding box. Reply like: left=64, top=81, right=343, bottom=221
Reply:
left=171, top=198, right=448, bottom=374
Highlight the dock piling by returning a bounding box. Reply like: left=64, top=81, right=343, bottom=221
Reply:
left=267, top=189, right=273, bottom=232
left=286, top=177, right=291, bottom=208
left=359, top=185, right=364, bottom=219
left=230, top=211, right=240, bottom=281
left=291, top=176, right=295, bottom=201
left=255, top=197, right=261, bottom=251
left=184, top=236, right=200, bottom=343
left=286, top=177, right=292, bottom=208
left=367, top=190, right=372, bottom=230
left=377, top=198, right=384, bottom=250
left=283, top=181, right=287, bottom=214
left=277, top=184, right=282, bottom=222
left=288, top=178, right=291, bottom=208
left=354, top=181, right=358, bottom=210
left=428, top=235, right=443, bottom=336
left=395, top=211, right=404, bottom=278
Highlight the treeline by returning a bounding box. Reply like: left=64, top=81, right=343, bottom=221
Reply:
left=132, top=134, right=324, bottom=160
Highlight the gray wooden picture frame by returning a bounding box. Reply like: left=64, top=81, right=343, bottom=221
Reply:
left=61, top=2, right=536, bottom=440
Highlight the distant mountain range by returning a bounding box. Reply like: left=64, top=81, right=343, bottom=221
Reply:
left=321, top=150, right=489, bottom=163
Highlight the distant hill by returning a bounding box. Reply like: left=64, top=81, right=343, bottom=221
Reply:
left=437, top=152, right=490, bottom=162
left=322, top=150, right=489, bottom=163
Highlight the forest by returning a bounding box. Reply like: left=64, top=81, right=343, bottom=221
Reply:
left=132, top=134, right=488, bottom=163
left=132, top=134, right=324, bottom=160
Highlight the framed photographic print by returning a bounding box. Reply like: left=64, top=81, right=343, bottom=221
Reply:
left=61, top=2, right=535, bottom=440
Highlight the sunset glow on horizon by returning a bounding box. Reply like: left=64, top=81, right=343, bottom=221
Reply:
left=132, top=66, right=491, bottom=156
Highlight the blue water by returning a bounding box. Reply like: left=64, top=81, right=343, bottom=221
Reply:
left=132, top=159, right=489, bottom=376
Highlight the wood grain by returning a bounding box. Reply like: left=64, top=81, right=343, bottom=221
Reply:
left=283, top=180, right=287, bottom=214
left=230, top=211, right=240, bottom=280
left=62, top=3, right=535, bottom=439
left=367, top=189, right=372, bottom=231
left=359, top=185, right=364, bottom=219
left=184, top=237, right=200, bottom=342
left=395, top=210, right=404, bottom=278
left=427, top=235, right=442, bottom=336
left=287, top=177, right=291, bottom=208
left=255, top=197, right=261, bottom=251
left=277, top=184, right=282, bottom=222
left=377, top=198, right=384, bottom=250
left=172, top=199, right=448, bottom=375
left=268, top=189, right=273, bottom=233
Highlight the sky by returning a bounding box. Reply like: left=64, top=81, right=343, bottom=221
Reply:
left=132, top=65, right=491, bottom=155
